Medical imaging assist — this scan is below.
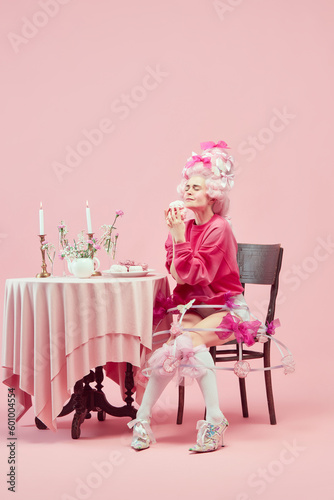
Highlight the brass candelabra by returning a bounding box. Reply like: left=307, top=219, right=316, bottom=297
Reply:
left=36, top=235, right=51, bottom=278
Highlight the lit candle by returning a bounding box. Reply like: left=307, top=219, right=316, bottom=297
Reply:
left=39, top=202, right=44, bottom=235
left=86, top=200, right=92, bottom=233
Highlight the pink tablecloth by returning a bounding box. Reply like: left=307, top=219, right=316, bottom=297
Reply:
left=1, top=274, right=171, bottom=431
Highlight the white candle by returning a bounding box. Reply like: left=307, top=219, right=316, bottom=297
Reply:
left=86, top=200, right=92, bottom=233
left=39, top=202, right=44, bottom=235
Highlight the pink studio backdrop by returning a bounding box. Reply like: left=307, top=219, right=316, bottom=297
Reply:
left=0, top=1, right=333, bottom=499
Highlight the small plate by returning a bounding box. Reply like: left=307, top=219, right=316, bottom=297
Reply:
left=102, top=269, right=155, bottom=277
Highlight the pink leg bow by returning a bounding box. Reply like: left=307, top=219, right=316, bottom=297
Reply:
left=266, top=318, right=281, bottom=336
left=147, top=343, right=181, bottom=376
left=176, top=337, right=207, bottom=380
left=216, top=313, right=261, bottom=346
left=153, top=292, right=175, bottom=324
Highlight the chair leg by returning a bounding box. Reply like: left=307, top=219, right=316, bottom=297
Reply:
left=239, top=377, right=249, bottom=418
left=264, top=369, right=277, bottom=425
left=177, top=378, right=185, bottom=425
left=264, top=340, right=277, bottom=425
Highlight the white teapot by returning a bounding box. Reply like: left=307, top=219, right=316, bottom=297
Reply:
left=67, top=257, right=100, bottom=278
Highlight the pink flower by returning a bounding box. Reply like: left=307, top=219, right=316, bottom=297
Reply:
left=93, top=244, right=101, bottom=250
left=234, top=360, right=251, bottom=378
left=87, top=239, right=94, bottom=244
left=170, top=321, right=182, bottom=337
left=116, top=210, right=124, bottom=216
left=58, top=253, right=65, bottom=260
left=281, top=355, right=295, bottom=375
left=58, top=225, right=65, bottom=229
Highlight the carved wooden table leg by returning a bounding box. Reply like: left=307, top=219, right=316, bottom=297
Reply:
left=124, top=363, right=136, bottom=411
left=71, top=378, right=88, bottom=439
left=95, top=366, right=106, bottom=421
left=35, top=417, right=47, bottom=430
left=83, top=370, right=95, bottom=420
left=93, top=364, right=137, bottom=420
left=37, top=364, right=138, bottom=437
left=57, top=395, right=76, bottom=418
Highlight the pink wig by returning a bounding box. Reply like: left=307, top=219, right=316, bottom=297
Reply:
left=177, top=143, right=235, bottom=217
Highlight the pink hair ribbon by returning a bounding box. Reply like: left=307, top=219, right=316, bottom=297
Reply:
left=185, top=155, right=212, bottom=170
left=200, top=141, right=230, bottom=150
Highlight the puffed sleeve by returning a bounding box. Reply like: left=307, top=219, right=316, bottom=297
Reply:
left=165, top=233, right=173, bottom=272
left=173, top=224, right=229, bottom=286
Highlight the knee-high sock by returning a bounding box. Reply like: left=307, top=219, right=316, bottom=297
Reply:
left=136, top=370, right=174, bottom=421
left=194, top=350, right=225, bottom=425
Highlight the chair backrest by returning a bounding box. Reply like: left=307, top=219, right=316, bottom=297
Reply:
left=237, top=243, right=283, bottom=324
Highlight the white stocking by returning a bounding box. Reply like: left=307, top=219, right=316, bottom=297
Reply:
left=136, top=370, right=174, bottom=421
left=194, top=350, right=225, bottom=425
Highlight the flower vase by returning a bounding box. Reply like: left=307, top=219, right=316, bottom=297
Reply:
left=108, top=253, right=115, bottom=270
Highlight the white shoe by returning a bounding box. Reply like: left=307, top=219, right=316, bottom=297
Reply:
left=189, top=418, right=229, bottom=453
left=128, top=419, right=156, bottom=451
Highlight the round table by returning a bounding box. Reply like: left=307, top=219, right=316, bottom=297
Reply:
left=1, top=274, right=171, bottom=434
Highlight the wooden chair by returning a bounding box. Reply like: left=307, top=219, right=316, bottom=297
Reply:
left=176, top=243, right=284, bottom=426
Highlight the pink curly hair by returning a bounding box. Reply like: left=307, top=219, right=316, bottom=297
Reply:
left=177, top=144, right=235, bottom=217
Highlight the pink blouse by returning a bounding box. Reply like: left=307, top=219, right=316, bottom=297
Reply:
left=165, top=214, right=244, bottom=305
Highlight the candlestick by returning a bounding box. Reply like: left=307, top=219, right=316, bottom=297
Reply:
left=87, top=232, right=101, bottom=276
left=39, top=202, right=44, bottom=235
left=86, top=201, right=92, bottom=233
left=36, top=235, right=50, bottom=278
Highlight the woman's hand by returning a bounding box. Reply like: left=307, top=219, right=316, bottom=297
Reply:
left=164, top=207, right=186, bottom=244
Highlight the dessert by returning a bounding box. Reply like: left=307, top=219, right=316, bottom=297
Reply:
left=109, top=264, right=127, bottom=273
left=117, top=260, right=148, bottom=272
left=169, top=200, right=186, bottom=220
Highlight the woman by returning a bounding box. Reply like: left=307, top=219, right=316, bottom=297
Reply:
left=128, top=141, right=254, bottom=452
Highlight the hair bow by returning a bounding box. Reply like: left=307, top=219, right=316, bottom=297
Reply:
left=200, top=141, right=230, bottom=150
left=221, top=172, right=235, bottom=189
left=185, top=155, right=212, bottom=170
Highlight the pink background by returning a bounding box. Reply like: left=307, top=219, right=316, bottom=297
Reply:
left=1, top=1, right=333, bottom=498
